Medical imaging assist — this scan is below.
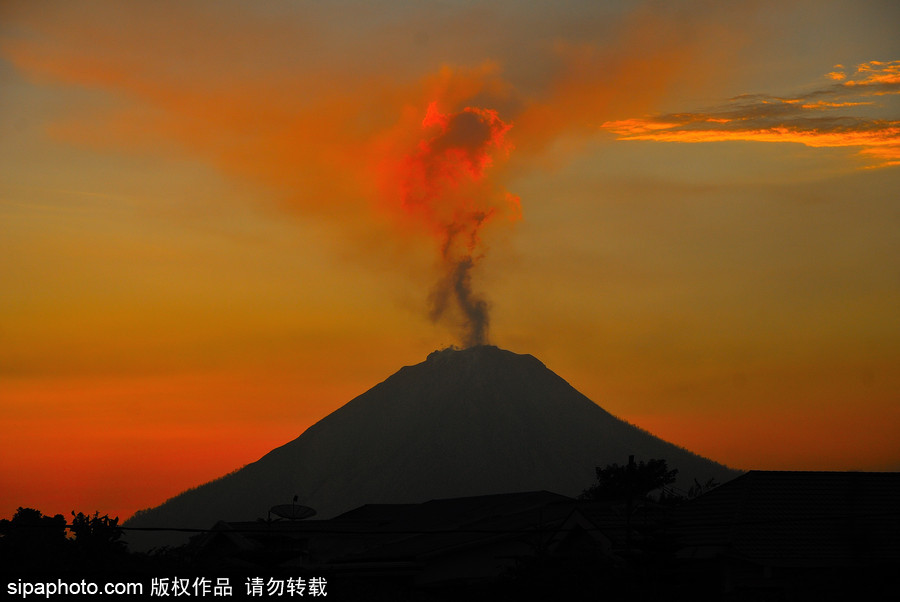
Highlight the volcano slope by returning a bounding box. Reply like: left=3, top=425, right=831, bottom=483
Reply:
left=125, top=346, right=739, bottom=548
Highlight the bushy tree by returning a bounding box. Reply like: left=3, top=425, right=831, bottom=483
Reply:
left=580, top=458, right=678, bottom=501
left=1, top=507, right=128, bottom=573
left=0, top=507, right=69, bottom=571
left=70, top=511, right=126, bottom=556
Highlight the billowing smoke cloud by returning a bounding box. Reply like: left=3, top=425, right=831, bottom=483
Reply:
left=390, top=102, right=519, bottom=347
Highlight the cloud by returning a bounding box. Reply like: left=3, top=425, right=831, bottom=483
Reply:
left=0, top=0, right=757, bottom=344
left=846, top=60, right=900, bottom=90
left=378, top=102, right=519, bottom=346
left=603, top=61, right=900, bottom=168
left=0, top=1, right=744, bottom=188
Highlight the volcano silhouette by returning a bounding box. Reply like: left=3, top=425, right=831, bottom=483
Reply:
left=125, top=346, right=738, bottom=547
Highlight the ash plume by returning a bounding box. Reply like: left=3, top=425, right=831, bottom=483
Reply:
left=429, top=250, right=489, bottom=348
left=390, top=102, right=518, bottom=347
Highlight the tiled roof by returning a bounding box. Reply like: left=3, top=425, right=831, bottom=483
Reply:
left=332, top=491, right=574, bottom=562
left=675, top=471, right=900, bottom=567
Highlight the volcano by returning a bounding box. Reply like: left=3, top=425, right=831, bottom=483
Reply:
left=125, top=346, right=739, bottom=548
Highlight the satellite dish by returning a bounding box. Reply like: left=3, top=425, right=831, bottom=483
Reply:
left=269, top=504, right=316, bottom=520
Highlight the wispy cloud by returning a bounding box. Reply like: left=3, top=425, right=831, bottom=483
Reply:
left=603, top=60, right=900, bottom=168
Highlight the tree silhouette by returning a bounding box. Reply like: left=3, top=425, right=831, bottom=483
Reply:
left=580, top=457, right=678, bottom=501
left=0, top=507, right=69, bottom=572
left=579, top=458, right=681, bottom=588
left=0, top=507, right=130, bottom=574
left=70, top=511, right=127, bottom=557
left=687, top=477, right=720, bottom=499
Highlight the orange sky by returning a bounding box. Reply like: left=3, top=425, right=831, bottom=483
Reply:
left=2, top=0, right=899, bottom=522
left=602, top=60, right=900, bottom=168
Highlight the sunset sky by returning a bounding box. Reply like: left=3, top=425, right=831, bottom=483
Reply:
left=2, top=0, right=899, bottom=522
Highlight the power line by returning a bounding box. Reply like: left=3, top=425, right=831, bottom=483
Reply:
left=6, top=510, right=900, bottom=536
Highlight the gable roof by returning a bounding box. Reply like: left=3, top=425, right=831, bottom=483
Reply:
left=675, top=470, right=900, bottom=567
left=334, top=491, right=574, bottom=562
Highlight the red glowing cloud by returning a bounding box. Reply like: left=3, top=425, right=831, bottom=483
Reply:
left=380, top=102, right=520, bottom=346
left=397, top=102, right=518, bottom=237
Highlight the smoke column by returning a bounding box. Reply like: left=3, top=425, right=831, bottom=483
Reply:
left=392, top=102, right=519, bottom=347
